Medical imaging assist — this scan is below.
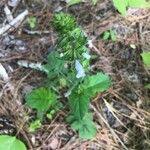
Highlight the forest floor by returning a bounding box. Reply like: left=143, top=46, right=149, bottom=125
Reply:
left=0, top=0, right=150, bottom=150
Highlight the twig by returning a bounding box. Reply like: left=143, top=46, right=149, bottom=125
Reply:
left=0, top=10, right=28, bottom=35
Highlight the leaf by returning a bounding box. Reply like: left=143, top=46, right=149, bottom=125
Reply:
left=26, top=87, right=57, bottom=119
left=102, top=31, right=110, bottom=40
left=128, top=0, right=150, bottom=8
left=92, top=0, right=98, bottom=5
left=27, top=16, right=37, bottom=29
left=110, top=30, right=117, bottom=42
left=67, top=0, right=82, bottom=6
left=69, top=91, right=90, bottom=120
left=28, top=120, right=42, bottom=132
left=141, top=52, right=150, bottom=69
left=0, top=135, right=26, bottom=150
left=53, top=12, right=76, bottom=34
left=71, top=113, right=96, bottom=139
left=80, top=73, right=111, bottom=97
left=42, top=51, right=65, bottom=78
left=145, top=83, right=150, bottom=89
left=112, top=0, right=128, bottom=16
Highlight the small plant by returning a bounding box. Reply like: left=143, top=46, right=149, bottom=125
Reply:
left=102, top=30, right=117, bottom=42
left=24, top=12, right=111, bottom=139
left=27, top=16, right=37, bottom=29
left=0, top=135, right=26, bottom=150
left=28, top=119, right=42, bottom=132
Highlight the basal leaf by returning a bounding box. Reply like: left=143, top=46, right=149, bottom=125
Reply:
left=112, top=0, right=128, bottom=16
left=128, top=0, right=150, bottom=8
left=71, top=113, right=96, bottom=139
left=141, top=52, right=150, bottom=69
left=80, top=73, right=111, bottom=97
left=0, top=135, right=26, bottom=150
left=26, top=87, right=57, bottom=119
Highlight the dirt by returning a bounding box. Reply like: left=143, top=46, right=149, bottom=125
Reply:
left=0, top=0, right=150, bottom=150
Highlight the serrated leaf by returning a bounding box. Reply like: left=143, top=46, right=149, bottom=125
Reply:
left=141, top=52, right=150, bottom=69
left=67, top=0, right=82, bottom=6
left=71, top=113, right=96, bottom=139
left=128, top=0, right=150, bottom=8
left=80, top=73, right=111, bottom=97
left=112, top=0, right=128, bottom=16
left=26, top=87, right=57, bottom=119
left=69, top=92, right=90, bottom=120
left=42, top=51, right=65, bottom=78
left=0, top=135, right=26, bottom=150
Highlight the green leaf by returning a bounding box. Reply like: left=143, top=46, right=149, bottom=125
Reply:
left=128, top=0, right=150, bottom=8
left=26, top=87, right=57, bottom=119
left=59, top=28, right=87, bottom=60
left=141, top=52, right=150, bottom=69
left=80, top=73, right=111, bottom=96
left=102, top=31, right=110, bottom=40
left=112, top=0, right=128, bottom=16
left=67, top=0, right=82, bottom=6
left=42, top=51, right=65, bottom=78
left=110, top=30, right=117, bottom=42
left=69, top=91, right=90, bottom=120
left=0, top=135, right=26, bottom=150
left=92, top=0, right=98, bottom=5
left=27, top=16, right=37, bottom=29
left=28, top=120, right=42, bottom=132
left=71, top=113, right=96, bottom=139
left=53, top=12, right=77, bottom=34
left=145, top=83, right=150, bottom=89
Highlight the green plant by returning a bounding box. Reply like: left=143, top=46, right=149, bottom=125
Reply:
left=141, top=52, right=150, bottom=69
left=25, top=87, right=57, bottom=120
left=28, top=119, right=42, bottom=132
left=102, top=30, right=117, bottom=42
left=0, top=135, right=26, bottom=150
left=141, top=52, right=150, bottom=89
left=27, top=16, right=37, bottom=29
left=112, top=0, right=150, bottom=16
left=24, top=12, right=111, bottom=139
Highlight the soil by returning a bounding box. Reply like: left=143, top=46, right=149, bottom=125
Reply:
left=0, top=0, right=150, bottom=150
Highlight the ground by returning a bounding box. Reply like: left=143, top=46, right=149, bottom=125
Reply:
left=0, top=0, right=150, bottom=150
